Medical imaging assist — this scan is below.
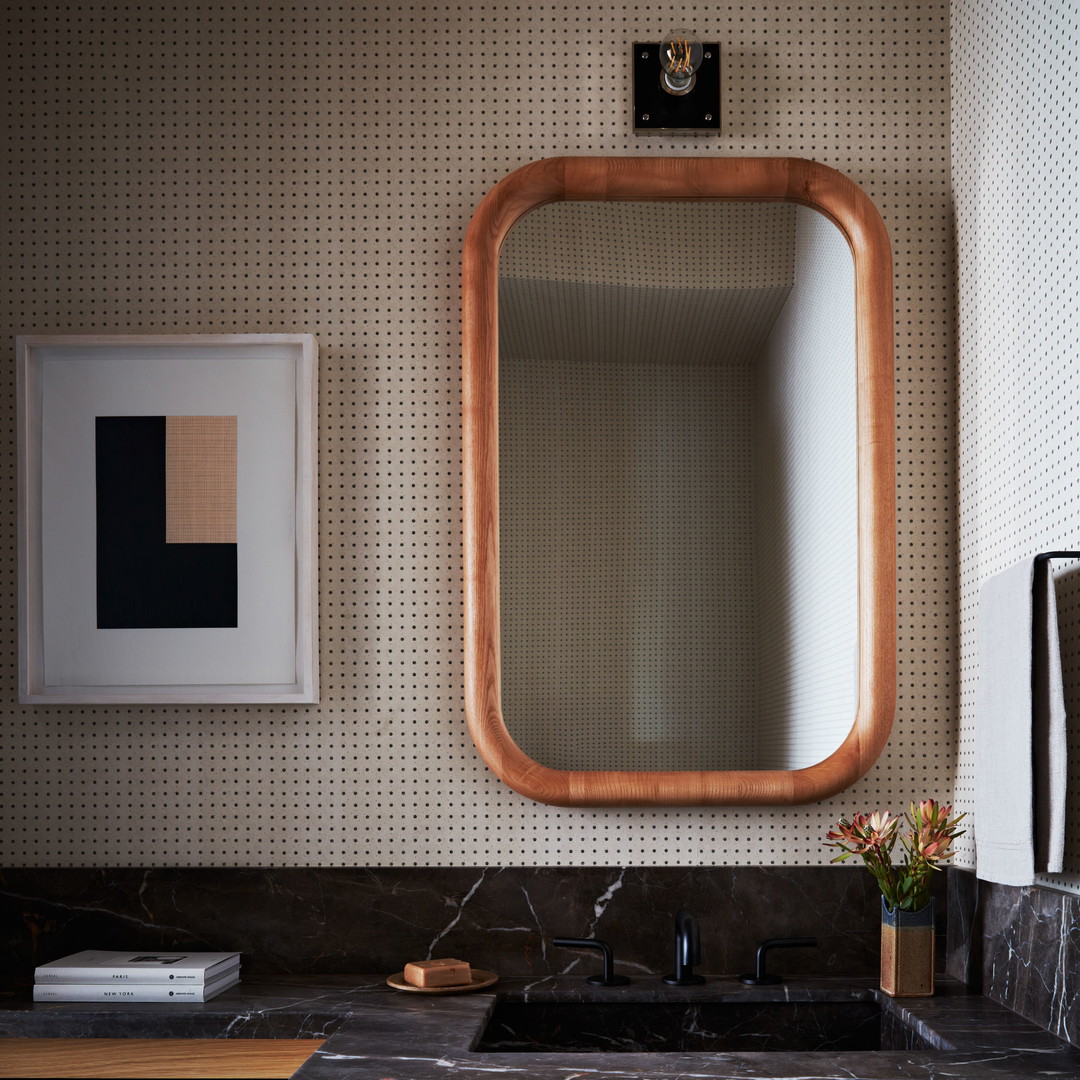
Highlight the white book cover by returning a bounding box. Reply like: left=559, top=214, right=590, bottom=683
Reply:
left=32, top=972, right=240, bottom=1003
left=35, top=950, right=241, bottom=983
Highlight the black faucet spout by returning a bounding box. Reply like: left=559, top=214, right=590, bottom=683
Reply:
left=553, top=936, right=631, bottom=987
left=662, top=908, right=706, bottom=985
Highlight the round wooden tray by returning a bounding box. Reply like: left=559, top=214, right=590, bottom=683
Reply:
left=386, top=969, right=498, bottom=994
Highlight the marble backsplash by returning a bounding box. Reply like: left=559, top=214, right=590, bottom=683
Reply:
left=11, top=864, right=1080, bottom=1048
left=0, top=866, right=911, bottom=983
left=947, top=867, right=1080, bottom=1044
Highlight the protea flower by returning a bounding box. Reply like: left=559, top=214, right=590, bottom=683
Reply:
left=826, top=810, right=897, bottom=854
left=826, top=799, right=965, bottom=911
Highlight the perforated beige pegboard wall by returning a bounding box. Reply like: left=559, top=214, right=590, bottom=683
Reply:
left=953, top=0, right=1080, bottom=889
left=0, top=2, right=953, bottom=866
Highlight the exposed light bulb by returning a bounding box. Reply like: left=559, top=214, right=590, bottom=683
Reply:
left=659, top=29, right=704, bottom=96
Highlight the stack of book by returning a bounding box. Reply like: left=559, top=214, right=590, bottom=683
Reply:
left=33, top=950, right=241, bottom=1002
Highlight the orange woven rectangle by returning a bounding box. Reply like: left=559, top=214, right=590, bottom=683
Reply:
left=165, top=416, right=237, bottom=544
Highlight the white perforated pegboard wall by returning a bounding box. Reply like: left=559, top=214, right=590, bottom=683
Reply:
left=753, top=205, right=857, bottom=771
left=0, top=2, right=953, bottom=866
left=500, top=355, right=759, bottom=771
left=953, top=0, right=1080, bottom=889
left=499, top=202, right=796, bottom=288
left=498, top=201, right=796, bottom=367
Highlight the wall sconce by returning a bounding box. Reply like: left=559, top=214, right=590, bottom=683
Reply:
left=633, top=30, right=720, bottom=134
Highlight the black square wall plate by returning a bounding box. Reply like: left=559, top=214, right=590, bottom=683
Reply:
left=633, top=43, right=721, bottom=134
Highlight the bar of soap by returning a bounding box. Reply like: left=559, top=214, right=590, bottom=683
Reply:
left=403, top=958, right=472, bottom=988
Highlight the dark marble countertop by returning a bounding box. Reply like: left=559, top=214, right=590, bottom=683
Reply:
left=4, top=975, right=1080, bottom=1079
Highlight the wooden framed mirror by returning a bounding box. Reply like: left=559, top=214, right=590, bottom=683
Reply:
left=463, top=156, right=895, bottom=806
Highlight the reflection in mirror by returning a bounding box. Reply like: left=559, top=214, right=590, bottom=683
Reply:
left=498, top=200, right=856, bottom=772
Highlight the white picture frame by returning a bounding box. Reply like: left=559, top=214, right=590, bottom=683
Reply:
left=17, top=334, right=318, bottom=704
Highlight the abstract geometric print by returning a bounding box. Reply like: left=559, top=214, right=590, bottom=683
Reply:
left=96, top=416, right=238, bottom=629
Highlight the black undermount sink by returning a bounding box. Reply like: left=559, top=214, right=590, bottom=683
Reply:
left=475, top=1000, right=927, bottom=1053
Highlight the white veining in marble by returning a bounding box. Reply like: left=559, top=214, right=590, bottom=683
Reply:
left=587, top=869, right=626, bottom=932
left=427, top=869, right=495, bottom=957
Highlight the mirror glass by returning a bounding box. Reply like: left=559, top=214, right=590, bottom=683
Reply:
left=497, top=199, right=857, bottom=773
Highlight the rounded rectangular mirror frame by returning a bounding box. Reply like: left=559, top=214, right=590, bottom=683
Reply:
left=463, top=156, right=895, bottom=806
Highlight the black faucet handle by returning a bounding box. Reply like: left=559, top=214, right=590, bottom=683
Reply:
left=738, top=936, right=818, bottom=985
left=553, top=936, right=631, bottom=986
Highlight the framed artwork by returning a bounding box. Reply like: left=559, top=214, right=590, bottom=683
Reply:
left=16, top=334, right=318, bottom=704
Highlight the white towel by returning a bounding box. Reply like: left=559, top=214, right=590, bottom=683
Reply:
left=975, top=558, right=1068, bottom=886
left=1034, top=561, right=1068, bottom=874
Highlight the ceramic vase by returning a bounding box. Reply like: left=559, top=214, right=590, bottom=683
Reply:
left=879, top=896, right=934, bottom=997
